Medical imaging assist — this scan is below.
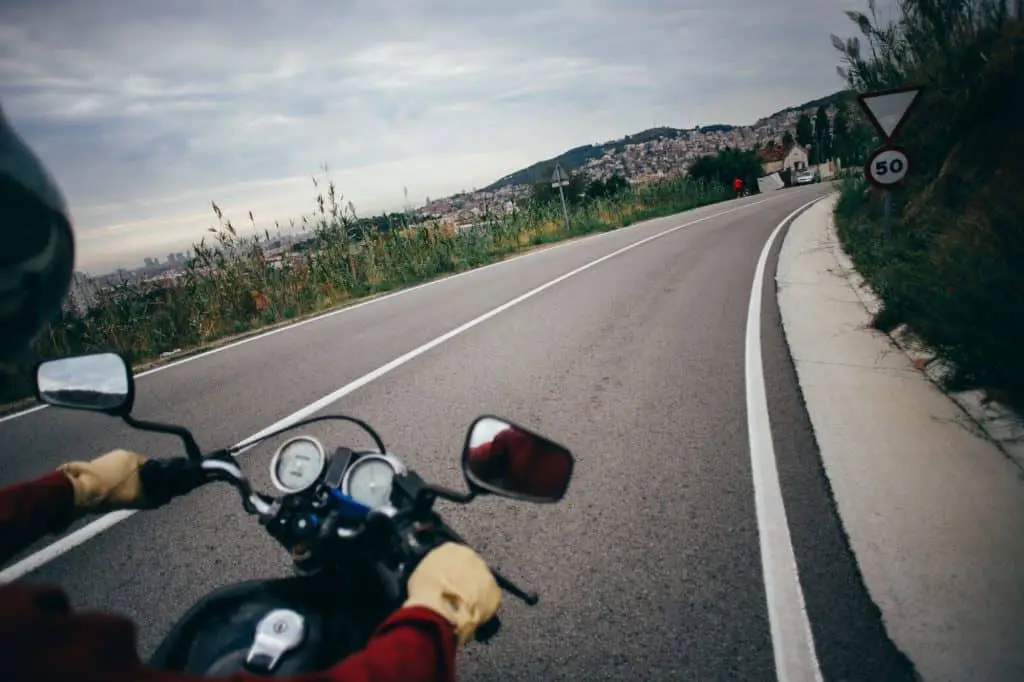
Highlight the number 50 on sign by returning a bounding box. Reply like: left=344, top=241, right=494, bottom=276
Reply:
left=865, top=146, right=910, bottom=188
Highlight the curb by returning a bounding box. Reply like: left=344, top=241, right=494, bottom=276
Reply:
left=824, top=206, right=1024, bottom=475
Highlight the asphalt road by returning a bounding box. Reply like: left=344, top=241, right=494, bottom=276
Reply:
left=0, top=185, right=918, bottom=681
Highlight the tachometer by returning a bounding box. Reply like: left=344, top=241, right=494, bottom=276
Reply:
left=270, top=436, right=327, bottom=494
left=341, top=454, right=406, bottom=508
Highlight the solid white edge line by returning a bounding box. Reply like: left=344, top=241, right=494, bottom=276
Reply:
left=745, top=195, right=828, bottom=682
left=0, top=192, right=795, bottom=583
left=0, top=191, right=805, bottom=425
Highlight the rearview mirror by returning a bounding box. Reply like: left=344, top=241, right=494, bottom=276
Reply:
left=462, top=416, right=574, bottom=503
left=34, top=352, right=134, bottom=414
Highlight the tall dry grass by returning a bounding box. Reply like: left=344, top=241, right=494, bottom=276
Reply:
left=1, top=173, right=730, bottom=404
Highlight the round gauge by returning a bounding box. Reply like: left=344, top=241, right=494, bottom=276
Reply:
left=341, top=454, right=405, bottom=508
left=270, top=436, right=327, bottom=494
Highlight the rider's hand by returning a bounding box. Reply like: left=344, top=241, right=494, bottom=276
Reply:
left=403, top=542, right=501, bottom=648
left=58, top=449, right=151, bottom=514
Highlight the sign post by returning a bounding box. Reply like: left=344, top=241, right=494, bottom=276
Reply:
left=857, top=85, right=923, bottom=242
left=551, top=164, right=571, bottom=233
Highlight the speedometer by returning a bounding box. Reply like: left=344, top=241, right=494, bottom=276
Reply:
left=341, top=454, right=406, bottom=508
left=270, top=436, right=327, bottom=494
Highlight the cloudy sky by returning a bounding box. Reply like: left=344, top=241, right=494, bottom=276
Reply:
left=0, top=0, right=896, bottom=273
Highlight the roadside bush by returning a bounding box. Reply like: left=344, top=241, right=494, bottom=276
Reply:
left=688, top=147, right=765, bottom=193
left=832, top=0, right=1024, bottom=408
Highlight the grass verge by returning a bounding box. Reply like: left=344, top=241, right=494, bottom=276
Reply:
left=832, top=2, right=1023, bottom=411
left=0, top=175, right=733, bottom=409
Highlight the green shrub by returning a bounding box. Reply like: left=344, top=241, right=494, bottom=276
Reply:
left=0, top=174, right=730, bottom=404
left=833, top=0, right=1024, bottom=409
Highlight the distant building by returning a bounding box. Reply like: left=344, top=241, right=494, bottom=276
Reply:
left=758, top=143, right=810, bottom=175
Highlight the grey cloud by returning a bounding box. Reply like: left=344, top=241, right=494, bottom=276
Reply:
left=0, top=0, right=888, bottom=271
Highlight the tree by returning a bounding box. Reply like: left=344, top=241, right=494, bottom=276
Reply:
left=587, top=178, right=606, bottom=199
left=832, top=106, right=852, bottom=164
left=796, top=113, right=814, bottom=148
left=566, top=174, right=588, bottom=204
left=782, top=130, right=795, bottom=147
left=766, top=139, right=777, bottom=150
left=586, top=173, right=629, bottom=200
left=604, top=173, right=629, bottom=195
left=813, top=106, right=832, bottom=163
left=531, top=170, right=588, bottom=207
left=687, top=147, right=765, bottom=193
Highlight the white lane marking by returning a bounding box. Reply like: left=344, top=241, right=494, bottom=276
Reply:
left=0, top=191, right=807, bottom=425
left=744, top=195, right=828, bottom=682
left=0, top=191, right=810, bottom=582
left=0, top=404, right=47, bottom=422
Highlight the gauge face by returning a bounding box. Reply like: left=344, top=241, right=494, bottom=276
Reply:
left=343, top=456, right=397, bottom=508
left=270, top=436, right=326, bottom=494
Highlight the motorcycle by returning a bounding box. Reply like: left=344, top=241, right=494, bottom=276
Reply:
left=32, top=351, right=575, bottom=677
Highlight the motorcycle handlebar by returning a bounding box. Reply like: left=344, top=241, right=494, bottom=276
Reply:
left=139, top=456, right=274, bottom=516
left=140, top=456, right=531, bottom=638
left=139, top=458, right=207, bottom=505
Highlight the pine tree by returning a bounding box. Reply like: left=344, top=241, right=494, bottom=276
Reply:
left=814, top=107, right=832, bottom=163
left=796, top=114, right=814, bottom=148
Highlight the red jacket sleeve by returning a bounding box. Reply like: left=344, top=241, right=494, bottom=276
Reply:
left=0, top=582, right=457, bottom=682
left=0, top=470, right=77, bottom=566
left=0, top=478, right=458, bottom=682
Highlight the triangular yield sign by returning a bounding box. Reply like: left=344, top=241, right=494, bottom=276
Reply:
left=858, top=87, right=922, bottom=141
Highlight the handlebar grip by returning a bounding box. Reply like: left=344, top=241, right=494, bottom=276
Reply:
left=475, top=615, right=501, bottom=643
left=139, top=458, right=207, bottom=506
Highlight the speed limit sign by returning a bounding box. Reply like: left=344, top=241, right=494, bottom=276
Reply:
left=865, top=146, right=910, bottom=188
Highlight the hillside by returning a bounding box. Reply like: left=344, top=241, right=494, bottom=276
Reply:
left=483, top=89, right=850, bottom=191
left=482, top=127, right=691, bottom=190
left=762, top=89, right=854, bottom=121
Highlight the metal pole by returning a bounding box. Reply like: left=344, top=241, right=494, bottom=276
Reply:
left=557, top=184, right=570, bottom=233
left=883, top=189, right=892, bottom=243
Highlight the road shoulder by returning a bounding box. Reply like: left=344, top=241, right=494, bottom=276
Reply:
left=776, top=194, right=1024, bottom=682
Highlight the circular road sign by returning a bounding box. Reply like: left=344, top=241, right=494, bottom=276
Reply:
left=864, top=146, right=910, bottom=188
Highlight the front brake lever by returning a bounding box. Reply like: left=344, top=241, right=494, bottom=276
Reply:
left=492, top=568, right=539, bottom=606
left=197, top=453, right=275, bottom=517
left=436, top=522, right=539, bottom=606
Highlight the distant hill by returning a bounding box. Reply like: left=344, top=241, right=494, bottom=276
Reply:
left=762, top=89, right=854, bottom=121
left=482, top=89, right=851, bottom=191
left=483, top=127, right=689, bottom=191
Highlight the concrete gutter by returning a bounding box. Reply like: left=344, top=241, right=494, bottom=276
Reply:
left=777, top=193, right=1024, bottom=682
left=828, top=220, right=1024, bottom=474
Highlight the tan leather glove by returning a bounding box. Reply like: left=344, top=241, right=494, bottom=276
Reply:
left=402, top=542, right=502, bottom=647
left=58, top=449, right=150, bottom=514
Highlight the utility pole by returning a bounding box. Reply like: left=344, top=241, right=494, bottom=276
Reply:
left=551, top=165, right=571, bottom=232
